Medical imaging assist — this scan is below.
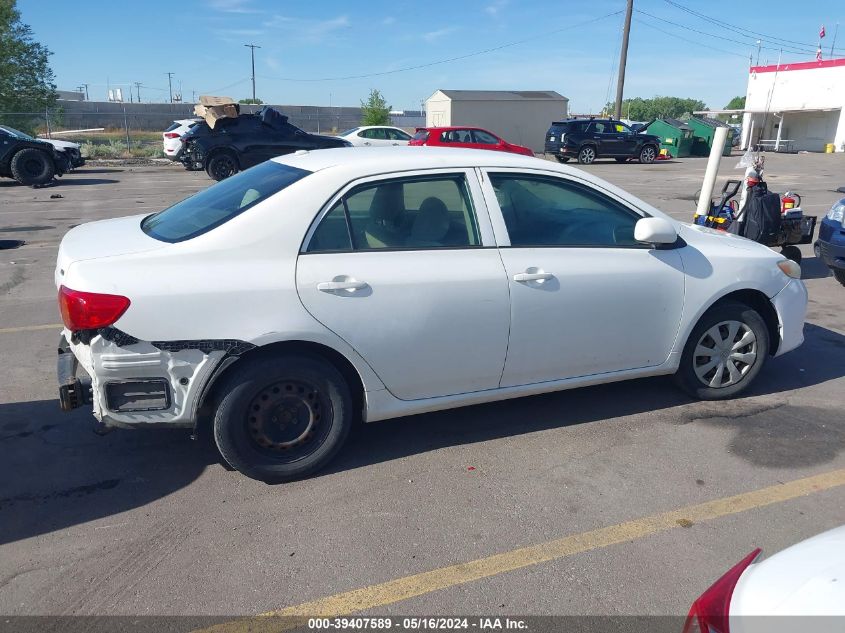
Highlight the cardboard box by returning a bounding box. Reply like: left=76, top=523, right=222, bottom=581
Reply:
left=194, top=96, right=239, bottom=129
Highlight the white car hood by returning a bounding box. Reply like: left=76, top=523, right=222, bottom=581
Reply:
left=56, top=215, right=166, bottom=287
left=39, top=138, right=80, bottom=151
left=731, top=526, right=845, bottom=617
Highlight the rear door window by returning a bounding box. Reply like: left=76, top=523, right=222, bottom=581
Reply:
left=142, top=162, right=311, bottom=242
left=412, top=130, right=429, bottom=141
left=471, top=130, right=499, bottom=145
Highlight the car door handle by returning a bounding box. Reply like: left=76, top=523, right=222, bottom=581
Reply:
left=513, top=272, right=554, bottom=282
left=317, top=280, right=368, bottom=292
left=363, top=141, right=371, bottom=146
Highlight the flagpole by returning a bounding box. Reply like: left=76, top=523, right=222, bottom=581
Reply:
left=832, top=23, right=839, bottom=58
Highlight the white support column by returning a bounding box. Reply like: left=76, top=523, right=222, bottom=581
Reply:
left=835, top=108, right=845, bottom=152
left=775, top=113, right=783, bottom=151
left=696, top=126, right=730, bottom=218
left=741, top=112, right=753, bottom=150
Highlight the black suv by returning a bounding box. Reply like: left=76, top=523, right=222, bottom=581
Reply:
left=1, top=124, right=69, bottom=186
left=181, top=106, right=351, bottom=180
left=544, top=118, right=661, bottom=165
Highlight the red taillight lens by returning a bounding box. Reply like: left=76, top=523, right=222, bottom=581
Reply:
left=682, top=548, right=761, bottom=633
left=164, top=132, right=180, bottom=139
left=58, top=285, right=130, bottom=331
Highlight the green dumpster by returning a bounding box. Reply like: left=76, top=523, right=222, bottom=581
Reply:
left=643, top=118, right=694, bottom=158
left=685, top=116, right=733, bottom=157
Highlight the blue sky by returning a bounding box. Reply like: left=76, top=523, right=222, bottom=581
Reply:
left=19, top=0, right=845, bottom=113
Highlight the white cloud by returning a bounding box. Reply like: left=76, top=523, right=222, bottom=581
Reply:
left=209, top=0, right=262, bottom=14
left=422, top=27, right=458, bottom=43
left=485, top=0, right=508, bottom=16
left=264, top=14, right=350, bottom=42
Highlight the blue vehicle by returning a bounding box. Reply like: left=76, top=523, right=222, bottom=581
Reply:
left=816, top=198, right=845, bottom=287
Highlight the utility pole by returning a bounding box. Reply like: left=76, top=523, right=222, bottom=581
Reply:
left=82, top=83, right=89, bottom=100
left=134, top=82, right=142, bottom=103
left=166, top=72, right=174, bottom=103
left=244, top=43, right=261, bottom=102
left=613, top=0, right=633, bottom=120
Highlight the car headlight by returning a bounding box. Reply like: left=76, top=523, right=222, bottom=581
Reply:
left=777, top=259, right=801, bottom=279
left=826, top=199, right=845, bottom=223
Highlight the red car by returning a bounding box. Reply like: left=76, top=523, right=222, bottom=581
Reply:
left=409, top=126, right=534, bottom=156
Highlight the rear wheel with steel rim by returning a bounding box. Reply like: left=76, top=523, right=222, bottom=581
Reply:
left=674, top=301, right=769, bottom=399
left=578, top=146, right=596, bottom=165
left=639, top=145, right=657, bottom=164
left=213, top=354, right=353, bottom=482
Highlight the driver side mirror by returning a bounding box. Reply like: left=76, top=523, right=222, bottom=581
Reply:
left=634, top=217, right=678, bottom=246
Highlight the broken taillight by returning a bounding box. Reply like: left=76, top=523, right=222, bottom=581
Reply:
left=59, top=285, right=130, bottom=331
left=682, top=548, right=761, bottom=633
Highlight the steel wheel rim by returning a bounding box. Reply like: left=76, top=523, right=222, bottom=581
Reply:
left=642, top=147, right=655, bottom=162
left=24, top=158, right=43, bottom=175
left=693, top=320, right=757, bottom=388
left=246, top=379, right=330, bottom=457
left=581, top=147, right=595, bottom=163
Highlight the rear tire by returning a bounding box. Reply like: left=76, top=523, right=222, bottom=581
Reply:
left=834, top=269, right=845, bottom=287
left=555, top=156, right=570, bottom=163
left=673, top=301, right=769, bottom=400
left=577, top=146, right=596, bottom=165
left=639, top=145, right=657, bottom=164
left=10, top=148, right=55, bottom=185
left=206, top=151, right=239, bottom=181
left=213, top=354, right=353, bottom=482
left=781, top=245, right=802, bottom=265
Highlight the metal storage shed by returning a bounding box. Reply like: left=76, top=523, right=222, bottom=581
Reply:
left=644, top=118, right=694, bottom=158
left=425, top=90, right=568, bottom=153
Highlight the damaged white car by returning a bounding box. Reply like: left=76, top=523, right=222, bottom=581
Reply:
left=56, top=147, right=807, bottom=482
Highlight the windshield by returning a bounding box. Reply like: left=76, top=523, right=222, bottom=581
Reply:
left=0, top=125, right=33, bottom=139
left=141, top=161, right=311, bottom=242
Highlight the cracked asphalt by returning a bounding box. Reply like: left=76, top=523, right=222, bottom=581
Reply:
left=0, top=153, right=844, bottom=623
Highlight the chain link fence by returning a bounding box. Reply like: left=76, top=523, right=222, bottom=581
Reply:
left=1, top=106, right=424, bottom=160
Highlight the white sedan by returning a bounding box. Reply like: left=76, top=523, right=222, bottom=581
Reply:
left=684, top=526, right=845, bottom=633
left=338, top=125, right=412, bottom=146
left=162, top=118, right=200, bottom=160
left=55, top=147, right=806, bottom=481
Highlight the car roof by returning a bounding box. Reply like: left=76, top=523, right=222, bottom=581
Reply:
left=419, top=126, right=492, bottom=132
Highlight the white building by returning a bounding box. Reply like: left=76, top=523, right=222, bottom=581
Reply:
left=425, top=90, right=568, bottom=153
left=740, top=58, right=845, bottom=152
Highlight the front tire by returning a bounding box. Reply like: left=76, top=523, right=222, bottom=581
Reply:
left=834, top=269, right=845, bottom=287
left=213, top=354, right=353, bottom=482
left=206, top=151, right=239, bottom=181
left=11, top=148, right=55, bottom=185
left=639, top=145, right=657, bottom=164
left=674, top=301, right=769, bottom=400
left=781, top=245, right=802, bottom=264
left=577, top=146, right=596, bottom=165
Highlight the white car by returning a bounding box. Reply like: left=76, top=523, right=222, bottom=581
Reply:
left=338, top=125, right=412, bottom=147
left=162, top=118, right=200, bottom=160
left=684, top=526, right=845, bottom=633
left=55, top=147, right=807, bottom=481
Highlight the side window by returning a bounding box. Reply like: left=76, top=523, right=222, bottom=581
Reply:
left=488, top=174, right=642, bottom=248
left=471, top=130, right=499, bottom=145
left=389, top=129, right=411, bottom=141
left=306, top=175, right=481, bottom=252
left=370, top=128, right=388, bottom=140
left=588, top=121, right=607, bottom=134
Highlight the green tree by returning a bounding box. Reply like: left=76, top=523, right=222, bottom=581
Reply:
left=360, top=89, right=390, bottom=126
left=238, top=98, right=263, bottom=104
left=718, top=96, right=746, bottom=122
left=0, top=0, right=56, bottom=115
left=603, top=96, right=707, bottom=120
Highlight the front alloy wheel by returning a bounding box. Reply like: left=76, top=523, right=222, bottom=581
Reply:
left=578, top=146, right=596, bottom=165
left=206, top=153, right=238, bottom=181
left=639, top=145, right=657, bottom=164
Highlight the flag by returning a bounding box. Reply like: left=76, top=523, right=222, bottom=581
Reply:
left=820, top=25, right=826, bottom=38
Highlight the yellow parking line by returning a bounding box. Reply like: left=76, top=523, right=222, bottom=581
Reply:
left=200, top=468, right=845, bottom=633
left=0, top=323, right=63, bottom=334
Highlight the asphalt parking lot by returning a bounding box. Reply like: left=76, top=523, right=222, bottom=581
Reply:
left=1, top=152, right=844, bottom=625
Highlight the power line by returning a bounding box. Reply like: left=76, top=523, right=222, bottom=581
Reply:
left=255, top=11, right=623, bottom=82
left=636, top=9, right=817, bottom=58
left=661, top=0, right=845, bottom=55
left=632, top=17, right=748, bottom=59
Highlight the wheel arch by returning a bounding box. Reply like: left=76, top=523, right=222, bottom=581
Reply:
left=691, top=288, right=780, bottom=357
left=196, top=339, right=366, bottom=432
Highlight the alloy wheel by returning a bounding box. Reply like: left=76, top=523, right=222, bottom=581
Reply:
left=640, top=146, right=656, bottom=163
left=693, top=320, right=757, bottom=388
left=579, top=147, right=595, bottom=164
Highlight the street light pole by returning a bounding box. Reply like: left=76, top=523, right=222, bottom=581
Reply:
left=244, top=44, right=261, bottom=102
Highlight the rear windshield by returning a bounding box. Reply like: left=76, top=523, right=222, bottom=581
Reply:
left=141, top=162, right=311, bottom=242
left=412, top=130, right=429, bottom=141
left=164, top=122, right=181, bottom=132
left=340, top=127, right=360, bottom=136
